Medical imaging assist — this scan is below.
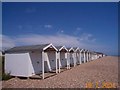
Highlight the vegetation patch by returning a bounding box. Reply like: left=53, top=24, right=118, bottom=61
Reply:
left=2, top=72, right=12, bottom=80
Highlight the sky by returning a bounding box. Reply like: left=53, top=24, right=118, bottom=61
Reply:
left=2, top=2, right=118, bottom=55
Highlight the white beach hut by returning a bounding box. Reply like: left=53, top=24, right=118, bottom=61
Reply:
left=79, top=49, right=84, bottom=64
left=103, top=53, right=106, bottom=57
left=86, top=50, right=89, bottom=62
left=94, top=52, right=98, bottom=59
left=88, top=50, right=92, bottom=61
left=91, top=51, right=97, bottom=60
left=91, top=51, right=94, bottom=60
left=74, top=47, right=80, bottom=65
left=83, top=49, right=87, bottom=63
left=67, top=47, right=76, bottom=67
left=5, top=43, right=58, bottom=79
left=80, top=49, right=85, bottom=63
left=56, top=46, right=69, bottom=72
left=96, top=52, right=104, bottom=58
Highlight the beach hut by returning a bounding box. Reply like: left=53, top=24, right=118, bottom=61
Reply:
left=88, top=51, right=92, bottom=61
left=91, top=51, right=98, bottom=60
left=79, top=49, right=84, bottom=64
left=74, top=47, right=81, bottom=65
left=5, top=43, right=58, bottom=79
left=86, top=50, right=90, bottom=62
left=56, top=46, right=69, bottom=73
left=91, top=51, right=95, bottom=60
left=67, top=47, right=76, bottom=67
left=96, top=52, right=104, bottom=58
left=80, top=49, right=85, bottom=63
left=94, top=52, right=98, bottom=59
left=83, top=49, right=87, bottom=63
left=102, top=53, right=106, bottom=57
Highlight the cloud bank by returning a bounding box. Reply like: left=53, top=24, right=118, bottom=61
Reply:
left=0, top=33, right=116, bottom=53
left=1, top=33, right=97, bottom=49
left=1, top=33, right=112, bottom=55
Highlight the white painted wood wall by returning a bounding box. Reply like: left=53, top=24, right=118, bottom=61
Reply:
left=5, top=53, right=33, bottom=77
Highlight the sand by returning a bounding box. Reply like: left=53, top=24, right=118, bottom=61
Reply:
left=2, top=56, right=118, bottom=88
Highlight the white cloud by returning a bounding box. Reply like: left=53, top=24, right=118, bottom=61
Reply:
left=44, top=25, right=52, bottom=28
left=60, top=30, right=64, bottom=33
left=57, top=30, right=64, bottom=34
left=14, top=34, right=82, bottom=47
left=79, top=33, right=96, bottom=42
left=76, top=27, right=81, bottom=31
left=1, top=34, right=116, bottom=55
left=1, top=33, right=99, bottom=51
left=74, top=27, right=82, bottom=35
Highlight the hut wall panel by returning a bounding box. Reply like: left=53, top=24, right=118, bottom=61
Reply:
left=29, top=51, right=42, bottom=74
left=45, top=51, right=56, bottom=70
left=44, top=52, right=52, bottom=72
left=70, top=53, right=74, bottom=65
left=5, top=53, right=30, bottom=77
left=60, top=52, right=67, bottom=67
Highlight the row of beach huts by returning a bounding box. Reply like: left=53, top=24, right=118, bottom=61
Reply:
left=4, top=43, right=106, bottom=79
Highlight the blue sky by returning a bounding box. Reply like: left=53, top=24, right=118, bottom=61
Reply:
left=2, top=2, right=118, bottom=55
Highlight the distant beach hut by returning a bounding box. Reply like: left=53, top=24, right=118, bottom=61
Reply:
left=91, top=51, right=98, bottom=60
left=5, top=43, right=58, bottom=79
left=86, top=50, right=89, bottom=62
left=91, top=51, right=94, bottom=60
left=102, top=53, right=106, bottom=57
left=96, top=52, right=104, bottom=58
left=88, top=50, right=92, bottom=61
